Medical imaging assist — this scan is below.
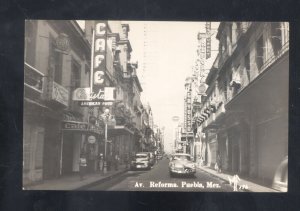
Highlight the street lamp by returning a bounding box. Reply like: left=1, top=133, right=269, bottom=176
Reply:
left=103, top=108, right=110, bottom=174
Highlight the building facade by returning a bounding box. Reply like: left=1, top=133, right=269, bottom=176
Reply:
left=23, top=20, right=150, bottom=186
left=198, top=22, right=289, bottom=186
left=24, top=20, right=93, bottom=185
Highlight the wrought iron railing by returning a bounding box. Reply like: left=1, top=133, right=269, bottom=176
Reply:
left=260, top=41, right=289, bottom=74
left=24, top=62, right=44, bottom=94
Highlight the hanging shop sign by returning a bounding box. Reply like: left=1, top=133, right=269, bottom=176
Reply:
left=72, top=87, right=91, bottom=101
left=73, top=87, right=115, bottom=101
left=91, top=21, right=108, bottom=99
left=198, top=83, right=208, bottom=96
left=185, top=82, right=192, bottom=132
left=89, top=124, right=104, bottom=135
left=73, top=86, right=116, bottom=107
left=55, top=33, right=70, bottom=54
left=205, top=22, right=211, bottom=59
left=62, top=121, right=88, bottom=131
left=79, top=101, right=113, bottom=107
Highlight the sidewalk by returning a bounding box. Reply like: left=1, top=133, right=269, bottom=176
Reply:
left=23, top=164, right=128, bottom=190
left=197, top=165, right=279, bottom=192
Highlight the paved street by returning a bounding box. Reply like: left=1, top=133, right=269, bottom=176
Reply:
left=88, top=158, right=236, bottom=192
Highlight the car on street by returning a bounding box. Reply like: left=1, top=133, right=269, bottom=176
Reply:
left=272, top=156, right=288, bottom=192
left=130, top=152, right=151, bottom=170
left=169, top=153, right=196, bottom=177
left=157, top=154, right=163, bottom=160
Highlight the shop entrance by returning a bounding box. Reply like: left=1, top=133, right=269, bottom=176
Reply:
left=61, top=132, right=82, bottom=175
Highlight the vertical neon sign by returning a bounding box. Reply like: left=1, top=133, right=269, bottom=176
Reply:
left=91, top=21, right=107, bottom=100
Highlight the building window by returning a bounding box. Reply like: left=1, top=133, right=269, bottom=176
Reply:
left=25, top=21, right=37, bottom=66
left=85, top=64, right=90, bottom=87
left=270, top=22, right=283, bottom=56
left=282, top=22, right=289, bottom=44
left=70, top=58, right=81, bottom=108
left=245, top=52, right=250, bottom=81
left=256, top=35, right=264, bottom=71
left=236, top=22, right=242, bottom=37
left=224, top=35, right=227, bottom=53
left=71, top=59, right=81, bottom=90
left=49, top=35, right=63, bottom=84
left=223, top=79, right=227, bottom=101
left=229, top=24, right=232, bottom=44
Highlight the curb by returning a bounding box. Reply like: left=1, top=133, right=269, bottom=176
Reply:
left=197, top=166, right=278, bottom=192
left=75, top=168, right=128, bottom=190
left=196, top=166, right=251, bottom=192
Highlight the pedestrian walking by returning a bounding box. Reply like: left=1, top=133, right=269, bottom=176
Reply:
left=107, top=154, right=112, bottom=171
left=199, top=156, right=204, bottom=167
left=124, top=153, right=129, bottom=169
left=232, top=174, right=241, bottom=191
left=79, top=153, right=87, bottom=180
left=216, top=153, right=222, bottom=173
left=114, top=154, right=119, bottom=170
left=98, top=153, right=104, bottom=173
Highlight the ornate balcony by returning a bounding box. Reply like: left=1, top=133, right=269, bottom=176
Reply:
left=24, top=62, right=44, bottom=95
left=46, top=79, right=69, bottom=107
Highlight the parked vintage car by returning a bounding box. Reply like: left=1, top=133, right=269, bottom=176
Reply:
left=272, top=156, right=288, bottom=192
left=130, top=152, right=151, bottom=170
left=169, top=153, right=196, bottom=177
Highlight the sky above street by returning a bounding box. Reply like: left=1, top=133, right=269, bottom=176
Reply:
left=127, top=21, right=219, bottom=153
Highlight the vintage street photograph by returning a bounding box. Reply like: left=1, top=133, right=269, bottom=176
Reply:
left=23, top=21, right=289, bottom=192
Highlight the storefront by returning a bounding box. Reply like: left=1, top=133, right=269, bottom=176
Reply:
left=61, top=120, right=104, bottom=175
left=23, top=99, right=47, bottom=185
left=107, top=125, right=135, bottom=164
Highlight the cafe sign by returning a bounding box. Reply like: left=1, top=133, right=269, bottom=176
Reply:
left=91, top=21, right=107, bottom=98
left=73, top=87, right=116, bottom=104
left=62, top=121, right=104, bottom=135
left=62, top=121, right=88, bottom=131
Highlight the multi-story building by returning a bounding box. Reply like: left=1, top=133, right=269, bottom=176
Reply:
left=84, top=21, right=146, bottom=161
left=23, top=20, right=147, bottom=186
left=181, top=77, right=194, bottom=155
left=198, top=22, right=289, bottom=186
left=139, top=103, right=154, bottom=152
left=24, top=20, right=94, bottom=185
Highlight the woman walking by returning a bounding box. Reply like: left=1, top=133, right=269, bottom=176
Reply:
left=79, top=153, right=87, bottom=180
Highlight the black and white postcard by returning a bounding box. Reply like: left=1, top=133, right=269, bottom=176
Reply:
left=23, top=20, right=289, bottom=192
